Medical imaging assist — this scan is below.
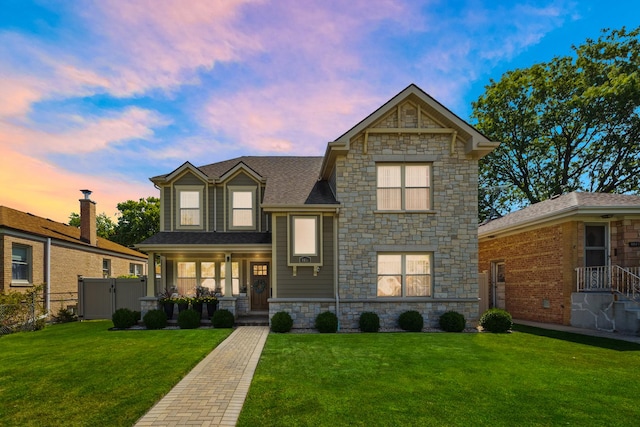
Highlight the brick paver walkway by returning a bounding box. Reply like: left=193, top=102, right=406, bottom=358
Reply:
left=135, top=326, right=270, bottom=427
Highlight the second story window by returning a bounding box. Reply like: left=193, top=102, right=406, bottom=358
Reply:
left=377, top=164, right=431, bottom=211
left=229, top=187, right=255, bottom=229
left=179, top=190, right=201, bottom=226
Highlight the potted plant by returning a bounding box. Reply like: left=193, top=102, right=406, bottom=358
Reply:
left=174, top=295, right=190, bottom=313
left=201, top=294, right=218, bottom=317
left=158, top=287, right=177, bottom=319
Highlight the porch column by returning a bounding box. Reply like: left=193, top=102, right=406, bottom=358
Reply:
left=224, top=253, right=233, bottom=296
left=146, top=252, right=155, bottom=296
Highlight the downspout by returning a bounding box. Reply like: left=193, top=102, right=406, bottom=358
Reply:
left=334, top=209, right=340, bottom=331
left=46, top=237, right=51, bottom=315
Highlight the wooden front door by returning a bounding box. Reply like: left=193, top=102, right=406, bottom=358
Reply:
left=250, top=262, right=270, bottom=311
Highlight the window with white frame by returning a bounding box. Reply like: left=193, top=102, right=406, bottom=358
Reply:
left=129, top=263, right=143, bottom=276
left=377, top=253, right=431, bottom=297
left=12, top=244, right=31, bottom=283
left=176, top=261, right=197, bottom=295
left=178, top=189, right=201, bottom=227
left=293, top=216, right=318, bottom=256
left=377, top=164, right=431, bottom=211
left=102, top=259, right=111, bottom=278
left=174, top=261, right=241, bottom=296
left=230, top=188, right=255, bottom=229
left=201, top=262, right=216, bottom=290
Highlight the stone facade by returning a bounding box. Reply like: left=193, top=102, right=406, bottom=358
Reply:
left=333, top=102, right=480, bottom=326
left=269, top=299, right=336, bottom=329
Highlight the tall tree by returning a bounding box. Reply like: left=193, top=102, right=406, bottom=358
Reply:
left=473, top=27, right=640, bottom=221
left=68, top=212, right=116, bottom=239
left=111, top=197, right=160, bottom=248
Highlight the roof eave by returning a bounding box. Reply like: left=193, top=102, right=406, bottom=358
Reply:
left=261, top=203, right=342, bottom=213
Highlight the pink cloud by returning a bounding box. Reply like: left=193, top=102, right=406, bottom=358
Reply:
left=0, top=150, right=153, bottom=223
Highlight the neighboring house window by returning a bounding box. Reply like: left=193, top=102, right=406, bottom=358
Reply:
left=221, top=262, right=240, bottom=295
left=179, top=190, right=201, bottom=226
left=293, top=216, right=318, bottom=256
left=129, top=263, right=143, bottom=276
left=377, top=164, right=431, bottom=211
left=12, top=244, right=31, bottom=283
left=229, top=188, right=255, bottom=229
left=102, top=259, right=111, bottom=278
left=377, top=253, right=431, bottom=297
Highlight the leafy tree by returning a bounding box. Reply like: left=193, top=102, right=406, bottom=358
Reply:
left=473, top=27, right=640, bottom=221
left=68, top=212, right=116, bottom=239
left=111, top=197, right=160, bottom=248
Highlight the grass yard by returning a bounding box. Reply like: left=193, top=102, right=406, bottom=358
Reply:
left=238, top=325, right=640, bottom=427
left=0, top=321, right=232, bottom=427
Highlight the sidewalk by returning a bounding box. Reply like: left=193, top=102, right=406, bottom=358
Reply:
left=514, top=319, right=640, bottom=344
left=135, top=326, right=270, bottom=427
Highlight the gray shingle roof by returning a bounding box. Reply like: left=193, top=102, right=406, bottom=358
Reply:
left=156, top=156, right=338, bottom=206
left=479, top=192, right=640, bottom=236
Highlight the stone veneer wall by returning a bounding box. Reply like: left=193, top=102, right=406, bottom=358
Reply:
left=332, top=105, right=480, bottom=324
left=269, top=299, right=477, bottom=329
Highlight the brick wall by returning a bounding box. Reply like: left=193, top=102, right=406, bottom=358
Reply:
left=479, top=222, right=577, bottom=325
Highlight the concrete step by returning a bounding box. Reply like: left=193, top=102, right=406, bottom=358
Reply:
left=236, top=315, right=269, bottom=326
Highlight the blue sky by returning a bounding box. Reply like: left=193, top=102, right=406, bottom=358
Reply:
left=1, top=0, right=638, bottom=222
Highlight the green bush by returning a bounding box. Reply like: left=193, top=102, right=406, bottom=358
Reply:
left=271, top=311, right=294, bottom=333
left=439, top=311, right=466, bottom=332
left=112, top=308, right=137, bottom=329
left=177, top=309, right=201, bottom=329
left=480, top=308, right=513, bottom=333
left=359, top=312, right=380, bottom=333
left=212, top=309, right=235, bottom=328
left=315, top=311, right=338, bottom=333
left=55, top=307, right=77, bottom=323
left=399, top=310, right=424, bottom=332
left=143, top=309, right=167, bottom=330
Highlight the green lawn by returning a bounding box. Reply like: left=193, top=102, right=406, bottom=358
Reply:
left=0, top=321, right=232, bottom=427
left=238, top=325, right=640, bottom=427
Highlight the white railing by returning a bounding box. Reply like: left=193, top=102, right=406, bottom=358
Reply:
left=612, top=266, right=640, bottom=302
left=576, top=266, right=640, bottom=302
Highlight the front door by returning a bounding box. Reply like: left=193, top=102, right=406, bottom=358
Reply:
left=250, top=262, right=270, bottom=311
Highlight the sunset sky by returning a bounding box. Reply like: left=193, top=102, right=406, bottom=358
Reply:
left=1, top=0, right=638, bottom=223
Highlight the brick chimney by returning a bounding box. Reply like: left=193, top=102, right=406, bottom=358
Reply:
left=79, top=190, right=97, bottom=246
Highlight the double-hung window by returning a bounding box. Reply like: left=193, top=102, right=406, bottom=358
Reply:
left=12, top=244, right=31, bottom=284
left=377, top=164, right=431, bottom=211
left=229, top=187, right=255, bottom=229
left=377, top=253, right=432, bottom=297
left=293, top=216, right=318, bottom=256
left=179, top=190, right=201, bottom=227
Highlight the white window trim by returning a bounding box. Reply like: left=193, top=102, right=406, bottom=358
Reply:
left=228, top=186, right=256, bottom=230
left=376, top=163, right=432, bottom=212
left=11, top=244, right=32, bottom=285
left=292, top=216, right=318, bottom=256
left=287, top=214, right=324, bottom=268
left=175, top=185, right=204, bottom=230
left=377, top=252, right=433, bottom=298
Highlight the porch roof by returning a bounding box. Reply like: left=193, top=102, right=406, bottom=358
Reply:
left=138, top=231, right=272, bottom=247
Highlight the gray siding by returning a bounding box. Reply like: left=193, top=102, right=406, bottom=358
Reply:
left=216, top=185, right=224, bottom=231
left=162, top=186, right=171, bottom=231
left=208, top=186, right=215, bottom=231
left=275, top=215, right=334, bottom=298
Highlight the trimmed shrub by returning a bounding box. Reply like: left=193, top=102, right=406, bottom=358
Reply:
left=359, top=312, right=380, bottom=333
left=315, top=311, right=338, bottom=333
left=399, top=310, right=424, bottom=332
left=212, top=309, right=235, bottom=328
left=112, top=308, right=137, bottom=329
left=439, top=311, right=466, bottom=332
left=177, top=309, right=201, bottom=329
left=480, top=308, right=513, bottom=333
left=143, top=309, right=167, bottom=330
left=271, top=311, right=293, bottom=333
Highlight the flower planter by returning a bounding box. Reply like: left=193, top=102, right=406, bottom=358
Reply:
left=177, top=303, right=189, bottom=313
left=192, top=302, right=204, bottom=317
left=206, top=302, right=218, bottom=318
left=162, top=302, right=174, bottom=319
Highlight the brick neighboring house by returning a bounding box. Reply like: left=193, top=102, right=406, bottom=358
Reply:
left=0, top=192, right=147, bottom=314
left=138, top=84, right=499, bottom=328
left=478, top=192, right=640, bottom=332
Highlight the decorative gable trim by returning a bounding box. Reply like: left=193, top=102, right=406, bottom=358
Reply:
left=157, top=161, right=209, bottom=184
left=219, top=161, right=265, bottom=184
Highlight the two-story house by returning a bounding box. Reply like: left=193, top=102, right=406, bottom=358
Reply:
left=137, top=84, right=499, bottom=328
